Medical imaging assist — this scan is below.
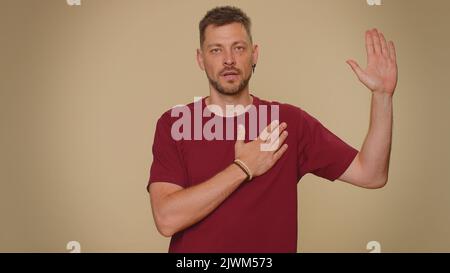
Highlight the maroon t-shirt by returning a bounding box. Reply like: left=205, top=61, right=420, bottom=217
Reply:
left=147, top=95, right=358, bottom=253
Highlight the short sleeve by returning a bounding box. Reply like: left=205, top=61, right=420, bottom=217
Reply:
left=297, top=109, right=358, bottom=181
left=147, top=113, right=188, bottom=192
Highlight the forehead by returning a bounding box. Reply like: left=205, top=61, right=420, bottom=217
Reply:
left=203, top=22, right=250, bottom=46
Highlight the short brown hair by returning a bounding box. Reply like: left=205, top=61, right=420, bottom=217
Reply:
left=199, top=6, right=252, bottom=47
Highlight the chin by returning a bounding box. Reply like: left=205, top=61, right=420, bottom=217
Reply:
left=222, top=89, right=244, bottom=96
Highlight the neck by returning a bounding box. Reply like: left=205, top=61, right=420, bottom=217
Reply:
left=206, top=88, right=253, bottom=117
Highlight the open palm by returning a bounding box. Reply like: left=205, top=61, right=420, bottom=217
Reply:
left=347, top=28, right=398, bottom=95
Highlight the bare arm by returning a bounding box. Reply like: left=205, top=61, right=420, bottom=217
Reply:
left=339, top=28, right=398, bottom=189
left=149, top=164, right=246, bottom=237
left=149, top=121, right=289, bottom=237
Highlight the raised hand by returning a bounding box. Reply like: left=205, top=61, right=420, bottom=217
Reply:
left=346, top=28, right=398, bottom=96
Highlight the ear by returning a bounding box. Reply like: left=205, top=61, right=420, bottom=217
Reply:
left=196, top=48, right=205, bottom=71
left=252, top=44, right=259, bottom=67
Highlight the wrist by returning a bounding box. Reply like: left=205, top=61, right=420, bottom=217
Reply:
left=372, top=91, right=393, bottom=100
left=372, top=92, right=394, bottom=108
left=233, top=159, right=253, bottom=181
left=230, top=162, right=249, bottom=182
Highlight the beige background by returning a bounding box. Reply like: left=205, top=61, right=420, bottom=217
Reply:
left=1, top=0, right=449, bottom=252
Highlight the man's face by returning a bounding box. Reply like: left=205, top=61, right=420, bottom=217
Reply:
left=197, top=22, right=258, bottom=96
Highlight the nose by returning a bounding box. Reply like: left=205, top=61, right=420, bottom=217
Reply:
left=223, top=50, right=236, bottom=66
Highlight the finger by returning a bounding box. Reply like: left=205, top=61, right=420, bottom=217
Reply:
left=272, top=143, right=288, bottom=162
left=269, top=130, right=288, bottom=152
left=365, top=30, right=374, bottom=58
left=346, top=59, right=366, bottom=82
left=266, top=122, right=287, bottom=144
left=235, top=124, right=246, bottom=147
left=268, top=119, right=280, bottom=133
left=379, top=32, right=389, bottom=58
left=259, top=120, right=279, bottom=141
left=388, top=41, right=397, bottom=62
left=260, top=122, right=287, bottom=152
left=372, top=28, right=382, bottom=55
left=264, top=123, right=287, bottom=151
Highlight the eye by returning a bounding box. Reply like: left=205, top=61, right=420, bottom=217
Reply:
left=210, top=48, right=221, bottom=54
left=235, top=46, right=245, bottom=52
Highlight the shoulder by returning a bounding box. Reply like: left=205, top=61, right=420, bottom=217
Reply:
left=157, top=99, right=198, bottom=126
left=256, top=97, right=325, bottom=142
left=256, top=96, right=315, bottom=122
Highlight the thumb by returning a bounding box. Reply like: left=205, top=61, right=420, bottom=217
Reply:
left=235, top=124, right=246, bottom=148
left=346, top=59, right=366, bottom=82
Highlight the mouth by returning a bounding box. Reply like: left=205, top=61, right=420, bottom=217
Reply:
left=221, top=71, right=240, bottom=81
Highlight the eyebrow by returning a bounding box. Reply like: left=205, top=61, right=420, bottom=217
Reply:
left=206, top=40, right=249, bottom=49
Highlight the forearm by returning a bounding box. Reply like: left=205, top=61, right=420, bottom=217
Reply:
left=359, top=92, right=393, bottom=186
left=156, top=163, right=247, bottom=236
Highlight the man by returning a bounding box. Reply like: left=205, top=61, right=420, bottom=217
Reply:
left=147, top=6, right=397, bottom=253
